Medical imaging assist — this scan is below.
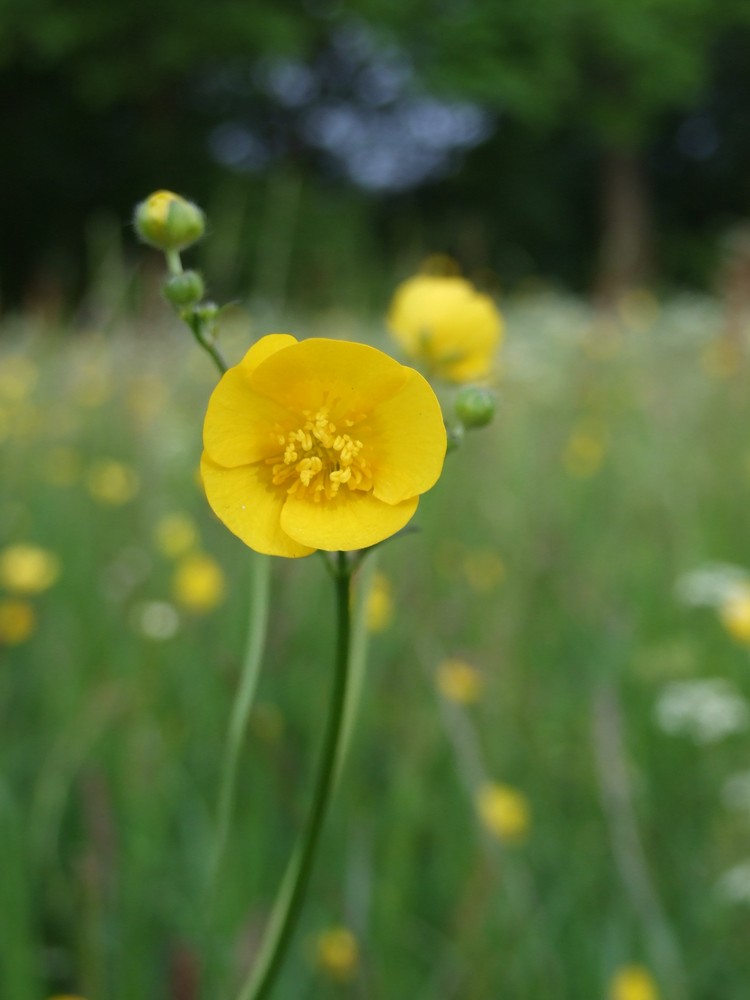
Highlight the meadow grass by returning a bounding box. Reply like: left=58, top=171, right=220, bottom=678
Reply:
left=2, top=291, right=750, bottom=999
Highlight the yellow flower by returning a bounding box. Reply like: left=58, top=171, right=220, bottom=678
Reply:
left=562, top=421, right=607, bottom=478
left=0, top=599, right=36, bottom=644
left=462, top=549, right=505, bottom=592
left=387, top=274, right=502, bottom=382
left=0, top=544, right=60, bottom=594
left=437, top=658, right=483, bottom=704
left=314, top=926, right=359, bottom=981
left=0, top=356, right=38, bottom=400
left=201, top=335, right=446, bottom=557
left=476, top=782, right=530, bottom=843
left=609, top=965, right=660, bottom=1000
left=172, top=553, right=225, bottom=613
left=85, top=460, right=140, bottom=505
left=154, top=512, right=199, bottom=559
left=365, top=571, right=393, bottom=632
left=720, top=587, right=750, bottom=645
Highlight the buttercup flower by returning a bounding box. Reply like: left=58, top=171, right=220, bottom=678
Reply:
left=0, top=544, right=60, bottom=594
left=172, top=553, right=225, bottom=613
left=201, top=335, right=446, bottom=557
left=365, top=571, right=394, bottom=632
left=0, top=599, right=36, bottom=644
left=609, top=965, right=660, bottom=1000
left=387, top=275, right=502, bottom=382
left=719, top=586, right=750, bottom=645
left=476, top=782, right=530, bottom=843
left=314, top=926, right=359, bottom=981
left=437, top=658, right=483, bottom=704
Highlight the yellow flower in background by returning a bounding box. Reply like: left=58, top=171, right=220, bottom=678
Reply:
left=437, top=658, right=483, bottom=704
left=720, top=587, right=750, bottom=645
left=172, top=553, right=225, bottom=613
left=47, top=995, right=87, bottom=1000
left=0, top=356, right=38, bottom=400
left=85, top=460, right=140, bottom=505
left=476, top=782, right=530, bottom=843
left=462, top=549, right=505, bottom=592
left=201, top=335, right=446, bottom=557
left=0, top=544, right=60, bottom=594
left=562, top=421, right=608, bottom=478
left=314, top=926, right=359, bottom=982
left=41, top=447, right=82, bottom=487
left=154, top=512, right=199, bottom=559
left=0, top=599, right=36, bottom=644
left=387, top=274, right=502, bottom=382
left=609, top=965, right=660, bottom=1000
left=365, top=571, right=394, bottom=632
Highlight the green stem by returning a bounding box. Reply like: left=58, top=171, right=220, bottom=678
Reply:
left=210, top=553, right=272, bottom=888
left=235, top=551, right=353, bottom=1000
left=186, top=312, right=228, bottom=375
left=165, top=248, right=183, bottom=276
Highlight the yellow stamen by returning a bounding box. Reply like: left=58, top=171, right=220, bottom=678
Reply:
left=269, top=409, right=373, bottom=502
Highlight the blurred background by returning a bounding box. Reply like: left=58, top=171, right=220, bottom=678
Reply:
left=5, top=3, right=750, bottom=1000
left=3, top=0, right=750, bottom=314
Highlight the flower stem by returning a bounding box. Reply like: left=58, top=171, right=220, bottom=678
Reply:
left=235, top=551, right=353, bottom=1000
left=210, top=553, right=272, bottom=889
left=185, top=311, right=228, bottom=375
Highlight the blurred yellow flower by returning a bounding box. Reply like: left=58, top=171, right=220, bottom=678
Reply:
left=154, top=512, right=199, bottom=559
left=700, top=337, right=741, bottom=380
left=41, top=447, right=82, bottom=487
left=201, top=335, right=446, bottom=557
left=562, top=422, right=607, bottom=478
left=387, top=274, right=502, bottom=382
left=366, top=571, right=393, bottom=632
left=609, top=965, right=660, bottom=1000
left=437, top=658, right=483, bottom=704
left=720, top=587, right=750, bottom=645
left=0, top=599, right=36, bottom=645
left=314, top=926, right=359, bottom=982
left=0, top=356, right=38, bottom=400
left=47, top=995, right=87, bottom=1000
left=85, top=460, right=140, bottom=505
left=0, top=544, right=60, bottom=594
left=462, top=549, right=505, bottom=592
left=172, top=553, right=225, bottom=613
left=476, top=782, right=530, bottom=843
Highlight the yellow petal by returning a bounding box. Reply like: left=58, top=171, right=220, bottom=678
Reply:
left=203, top=367, right=294, bottom=468
left=200, top=454, right=314, bottom=558
left=369, top=369, right=446, bottom=504
left=249, top=338, right=408, bottom=414
left=280, top=490, right=419, bottom=551
left=238, top=334, right=298, bottom=375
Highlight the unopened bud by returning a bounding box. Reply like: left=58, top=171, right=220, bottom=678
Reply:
left=454, top=386, right=496, bottom=429
left=446, top=423, right=465, bottom=452
left=134, top=190, right=205, bottom=252
left=163, top=270, right=205, bottom=308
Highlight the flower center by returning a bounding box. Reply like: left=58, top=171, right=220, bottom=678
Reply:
left=268, top=408, right=373, bottom=502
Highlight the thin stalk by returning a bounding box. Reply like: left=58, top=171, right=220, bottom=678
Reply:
left=235, top=551, right=353, bottom=1000
left=186, top=312, right=228, bottom=375
left=209, top=553, right=272, bottom=888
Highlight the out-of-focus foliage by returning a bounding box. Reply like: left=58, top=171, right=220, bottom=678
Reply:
left=352, top=0, right=750, bottom=143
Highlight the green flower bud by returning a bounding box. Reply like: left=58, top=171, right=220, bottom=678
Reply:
left=134, top=190, right=205, bottom=252
left=163, top=270, right=205, bottom=308
left=446, top=423, right=465, bottom=452
left=454, top=386, right=496, bottom=429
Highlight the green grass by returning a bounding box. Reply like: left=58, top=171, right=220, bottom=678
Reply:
left=2, top=292, right=750, bottom=1000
